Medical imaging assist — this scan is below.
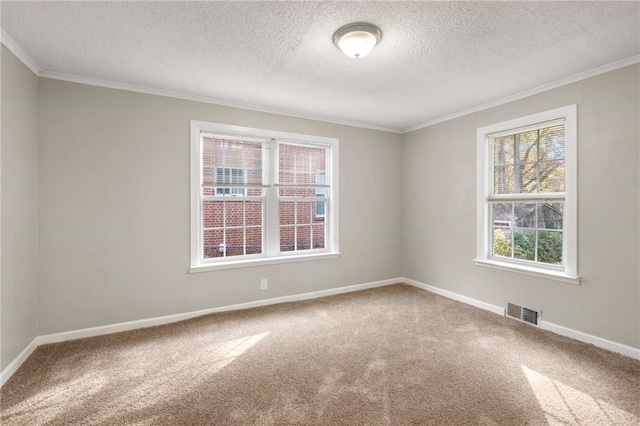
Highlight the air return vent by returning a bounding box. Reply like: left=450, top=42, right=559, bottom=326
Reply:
left=506, top=303, right=540, bottom=326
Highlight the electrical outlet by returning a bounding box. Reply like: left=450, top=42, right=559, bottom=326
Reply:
left=260, top=278, right=268, bottom=290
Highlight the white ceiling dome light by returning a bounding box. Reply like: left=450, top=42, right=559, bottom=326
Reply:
left=333, top=22, right=382, bottom=59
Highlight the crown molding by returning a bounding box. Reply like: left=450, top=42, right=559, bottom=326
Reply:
left=1, top=26, right=401, bottom=134
left=403, top=54, right=640, bottom=133
left=37, top=70, right=403, bottom=134
left=2, top=26, right=637, bottom=136
left=0, top=29, right=41, bottom=76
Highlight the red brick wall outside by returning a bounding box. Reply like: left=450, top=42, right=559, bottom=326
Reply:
left=202, top=138, right=326, bottom=258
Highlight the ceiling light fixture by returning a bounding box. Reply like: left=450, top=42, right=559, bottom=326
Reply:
left=333, top=22, right=382, bottom=59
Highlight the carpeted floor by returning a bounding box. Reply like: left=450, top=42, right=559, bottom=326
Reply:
left=1, top=284, right=639, bottom=425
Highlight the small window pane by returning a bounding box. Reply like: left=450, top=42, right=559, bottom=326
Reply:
left=224, top=228, right=245, bottom=257
left=278, top=187, right=295, bottom=197
left=492, top=228, right=512, bottom=258
left=203, top=201, right=223, bottom=229
left=539, top=125, right=565, bottom=161
left=203, top=167, right=214, bottom=186
left=202, top=137, right=215, bottom=165
left=210, top=138, right=263, bottom=173
left=514, top=228, right=536, bottom=261
left=492, top=202, right=514, bottom=222
left=296, top=187, right=316, bottom=198
left=295, top=172, right=314, bottom=185
left=494, top=135, right=515, bottom=166
left=279, top=171, right=295, bottom=185
left=295, top=148, right=312, bottom=173
left=519, top=163, right=538, bottom=193
left=245, top=227, right=262, bottom=255
left=538, top=160, right=564, bottom=192
left=246, top=187, right=264, bottom=197
left=279, top=201, right=295, bottom=225
left=312, top=224, right=325, bottom=249
left=246, top=169, right=261, bottom=186
left=514, top=203, right=537, bottom=228
left=279, top=143, right=326, bottom=178
left=296, top=201, right=313, bottom=225
left=278, top=187, right=320, bottom=198
left=203, top=229, right=224, bottom=259
left=246, top=201, right=262, bottom=227
left=538, top=203, right=563, bottom=230
left=297, top=225, right=311, bottom=251
left=494, top=166, right=514, bottom=194
left=224, top=200, right=244, bottom=227
left=280, top=226, right=295, bottom=252
left=517, top=131, right=538, bottom=164
left=537, top=230, right=563, bottom=265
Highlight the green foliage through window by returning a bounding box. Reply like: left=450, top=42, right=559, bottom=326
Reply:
left=493, top=229, right=562, bottom=265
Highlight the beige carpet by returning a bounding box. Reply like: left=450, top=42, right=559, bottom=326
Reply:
left=1, top=284, right=639, bottom=425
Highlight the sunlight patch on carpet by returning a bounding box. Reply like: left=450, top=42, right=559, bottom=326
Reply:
left=205, top=331, right=271, bottom=373
left=521, top=365, right=637, bottom=425
left=1, top=332, right=270, bottom=424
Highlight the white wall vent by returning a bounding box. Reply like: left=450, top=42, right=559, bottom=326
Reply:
left=506, top=303, right=540, bottom=326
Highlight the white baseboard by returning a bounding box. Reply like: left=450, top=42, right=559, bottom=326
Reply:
left=403, top=277, right=505, bottom=315
left=36, top=277, right=401, bottom=345
left=1, top=277, right=402, bottom=385
left=0, top=338, right=39, bottom=387
left=539, top=320, right=640, bottom=360
left=403, top=277, right=640, bottom=361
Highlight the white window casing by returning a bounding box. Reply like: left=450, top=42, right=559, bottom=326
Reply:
left=474, top=105, right=579, bottom=284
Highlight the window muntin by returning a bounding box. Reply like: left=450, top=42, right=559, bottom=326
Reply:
left=475, top=105, right=577, bottom=282
left=191, top=121, right=339, bottom=270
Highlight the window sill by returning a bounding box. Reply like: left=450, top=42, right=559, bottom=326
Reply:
left=190, top=252, right=341, bottom=273
left=473, top=258, right=580, bottom=285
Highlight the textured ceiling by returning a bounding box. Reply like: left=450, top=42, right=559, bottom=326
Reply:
left=2, top=1, right=639, bottom=132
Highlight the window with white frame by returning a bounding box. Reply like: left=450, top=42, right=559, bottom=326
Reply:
left=475, top=105, right=578, bottom=284
left=190, top=121, right=339, bottom=271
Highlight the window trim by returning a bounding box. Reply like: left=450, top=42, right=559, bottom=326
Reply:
left=190, top=121, right=340, bottom=273
left=474, top=105, right=579, bottom=284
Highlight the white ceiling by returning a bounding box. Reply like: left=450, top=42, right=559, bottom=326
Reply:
left=2, top=1, right=639, bottom=132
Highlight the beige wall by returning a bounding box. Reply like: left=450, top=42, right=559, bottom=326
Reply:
left=1, top=46, right=39, bottom=370
left=403, top=64, right=640, bottom=348
left=37, top=78, right=403, bottom=334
